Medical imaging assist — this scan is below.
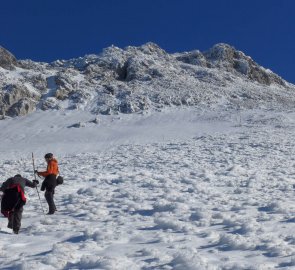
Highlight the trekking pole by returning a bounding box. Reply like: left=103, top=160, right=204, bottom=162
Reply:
left=32, top=153, right=46, bottom=218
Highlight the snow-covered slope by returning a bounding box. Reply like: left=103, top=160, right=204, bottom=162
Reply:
left=1, top=107, right=295, bottom=269
left=0, top=43, right=295, bottom=118
left=1, top=44, right=295, bottom=269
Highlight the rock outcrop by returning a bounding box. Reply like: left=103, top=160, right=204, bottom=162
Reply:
left=0, top=46, right=17, bottom=70
left=0, top=43, right=294, bottom=118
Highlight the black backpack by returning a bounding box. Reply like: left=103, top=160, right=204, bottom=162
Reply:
left=56, top=176, right=64, bottom=185
left=1, top=185, right=26, bottom=217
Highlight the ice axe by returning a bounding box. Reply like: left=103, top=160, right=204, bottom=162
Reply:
left=32, top=152, right=46, bottom=218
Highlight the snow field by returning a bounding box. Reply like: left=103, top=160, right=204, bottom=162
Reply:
left=1, top=109, right=295, bottom=269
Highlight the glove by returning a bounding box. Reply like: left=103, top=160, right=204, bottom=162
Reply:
left=34, top=170, right=38, bottom=174
left=33, top=180, right=39, bottom=185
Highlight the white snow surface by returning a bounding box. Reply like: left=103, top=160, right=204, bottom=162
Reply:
left=1, top=107, right=295, bottom=269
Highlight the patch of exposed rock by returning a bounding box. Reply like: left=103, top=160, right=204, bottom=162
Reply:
left=0, top=46, right=17, bottom=70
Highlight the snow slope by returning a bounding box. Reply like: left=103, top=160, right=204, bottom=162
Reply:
left=1, top=107, right=295, bottom=269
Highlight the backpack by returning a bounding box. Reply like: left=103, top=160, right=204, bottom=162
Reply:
left=56, top=176, right=64, bottom=185
left=1, top=184, right=26, bottom=217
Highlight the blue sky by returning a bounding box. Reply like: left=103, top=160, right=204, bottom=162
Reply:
left=1, top=0, right=295, bottom=83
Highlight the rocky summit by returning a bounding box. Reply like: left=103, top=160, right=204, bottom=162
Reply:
left=0, top=43, right=294, bottom=118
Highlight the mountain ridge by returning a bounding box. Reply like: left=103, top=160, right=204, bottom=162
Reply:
left=0, top=43, right=294, bottom=118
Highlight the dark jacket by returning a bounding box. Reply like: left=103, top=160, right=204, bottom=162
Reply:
left=0, top=175, right=36, bottom=192
left=1, top=176, right=36, bottom=217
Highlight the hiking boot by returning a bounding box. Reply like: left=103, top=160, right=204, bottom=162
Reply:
left=13, top=230, right=19, bottom=234
left=47, top=211, right=55, bottom=215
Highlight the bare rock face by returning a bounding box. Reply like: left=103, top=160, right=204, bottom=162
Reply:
left=0, top=46, right=17, bottom=70
left=7, top=98, right=35, bottom=117
left=40, top=97, right=60, bottom=110
left=0, top=84, right=38, bottom=116
left=2, top=84, right=38, bottom=105
left=54, top=70, right=79, bottom=100
left=28, top=74, right=47, bottom=92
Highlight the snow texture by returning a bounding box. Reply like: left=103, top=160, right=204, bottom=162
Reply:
left=0, top=107, right=295, bottom=269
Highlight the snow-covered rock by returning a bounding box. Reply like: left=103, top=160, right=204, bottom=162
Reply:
left=0, top=46, right=17, bottom=70
left=202, top=43, right=285, bottom=85
left=0, top=42, right=294, bottom=118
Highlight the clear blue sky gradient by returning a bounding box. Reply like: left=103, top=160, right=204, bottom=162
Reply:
left=1, top=0, right=295, bottom=83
